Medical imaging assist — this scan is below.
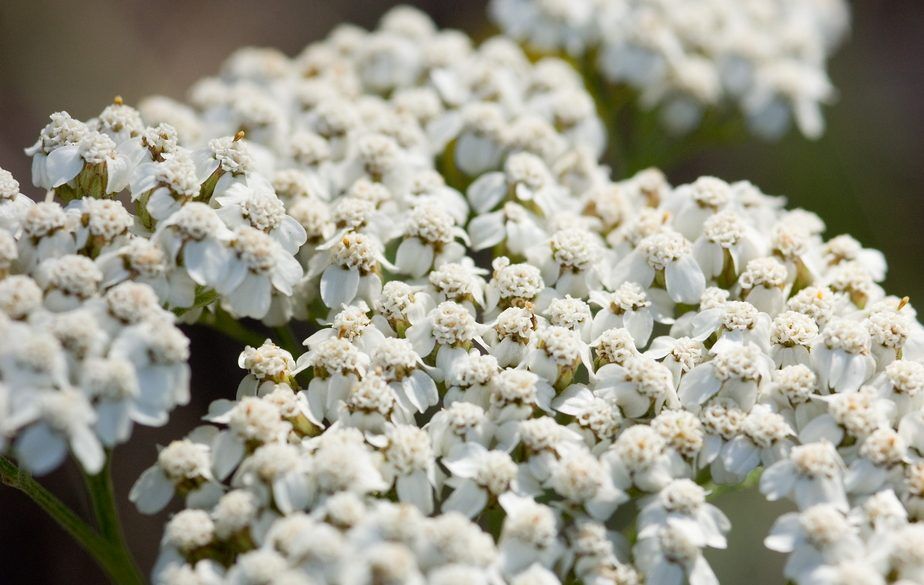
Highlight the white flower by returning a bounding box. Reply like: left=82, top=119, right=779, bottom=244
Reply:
left=35, top=254, right=102, bottom=311
left=844, top=427, right=907, bottom=495
left=47, top=130, right=138, bottom=195
left=214, top=226, right=303, bottom=319
left=153, top=202, right=231, bottom=288
left=771, top=310, right=820, bottom=368
left=764, top=504, right=864, bottom=583
left=207, top=396, right=291, bottom=480
left=406, top=301, right=483, bottom=378
left=484, top=257, right=547, bottom=315
left=590, top=282, right=665, bottom=347
left=25, top=112, right=89, bottom=190
left=812, top=318, right=876, bottom=393
left=533, top=228, right=603, bottom=298
left=692, top=210, right=765, bottom=283
left=96, top=238, right=196, bottom=309
left=131, top=431, right=219, bottom=514
left=428, top=260, right=487, bottom=314
left=596, top=356, right=679, bottom=419
left=611, top=230, right=705, bottom=304
left=311, top=230, right=390, bottom=309
left=298, top=337, right=368, bottom=423
left=451, top=102, right=508, bottom=176
left=395, top=202, right=468, bottom=277
left=109, top=315, right=191, bottom=418
left=427, top=401, right=489, bottom=458
left=688, top=300, right=772, bottom=354
left=467, top=152, right=566, bottom=216
left=237, top=339, right=297, bottom=397
left=443, top=442, right=518, bottom=517
left=380, top=424, right=435, bottom=514
left=485, top=306, right=539, bottom=368
left=713, top=405, right=794, bottom=484
left=370, top=337, right=437, bottom=414
left=799, top=388, right=890, bottom=447
left=546, top=446, right=626, bottom=521
left=339, top=373, right=406, bottom=436
left=193, top=134, right=258, bottom=200
left=526, top=325, right=590, bottom=389
left=370, top=282, right=429, bottom=337
left=645, top=336, right=705, bottom=387
left=0, top=167, right=36, bottom=234
left=14, top=389, right=104, bottom=475
left=760, top=442, right=847, bottom=510
left=489, top=368, right=555, bottom=426
left=0, top=275, right=41, bottom=321
left=443, top=352, right=499, bottom=408
left=305, top=428, right=388, bottom=499
left=469, top=202, right=548, bottom=256
left=215, top=175, right=307, bottom=254
left=638, top=479, right=730, bottom=549
left=17, top=201, right=76, bottom=270
left=232, top=442, right=309, bottom=513
left=678, top=344, right=772, bottom=411
left=608, top=425, right=680, bottom=493
left=633, top=523, right=718, bottom=585
left=154, top=509, right=216, bottom=578
left=498, top=494, right=561, bottom=576
left=739, top=257, right=790, bottom=314
left=130, top=149, right=201, bottom=224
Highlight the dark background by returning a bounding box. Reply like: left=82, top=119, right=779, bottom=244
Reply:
left=0, top=1, right=922, bottom=583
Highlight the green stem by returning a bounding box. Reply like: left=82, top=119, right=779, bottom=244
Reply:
left=82, top=454, right=143, bottom=585
left=274, top=325, right=301, bottom=356
left=704, top=468, right=762, bottom=500
left=0, top=456, right=142, bottom=585
left=198, top=308, right=266, bottom=348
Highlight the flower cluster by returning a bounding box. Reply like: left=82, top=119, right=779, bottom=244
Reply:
left=2, top=4, right=922, bottom=585
left=491, top=0, right=851, bottom=138
left=0, top=171, right=190, bottom=475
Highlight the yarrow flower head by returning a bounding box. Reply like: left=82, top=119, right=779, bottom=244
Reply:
left=6, top=5, right=924, bottom=585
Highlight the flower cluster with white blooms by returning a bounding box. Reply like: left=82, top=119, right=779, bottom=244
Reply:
left=490, top=0, right=851, bottom=139
left=1, top=4, right=921, bottom=585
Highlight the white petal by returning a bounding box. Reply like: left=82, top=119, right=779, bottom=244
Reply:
left=404, top=371, right=438, bottom=413
left=16, top=423, right=68, bottom=476
left=130, top=467, right=175, bottom=514
left=395, top=237, right=433, bottom=277
left=466, top=172, right=506, bottom=213
left=759, top=461, right=795, bottom=501
left=184, top=239, right=230, bottom=288
left=665, top=256, right=706, bottom=304
left=226, top=274, right=272, bottom=319
left=273, top=472, right=309, bottom=514
left=70, top=425, right=105, bottom=474
left=95, top=400, right=132, bottom=447
left=211, top=431, right=245, bottom=480
left=442, top=480, right=489, bottom=518
left=396, top=470, right=434, bottom=514
left=467, top=212, right=506, bottom=251
left=320, top=265, right=360, bottom=309
left=798, top=414, right=843, bottom=445
left=689, top=555, right=719, bottom=585
left=678, top=365, right=721, bottom=408
left=45, top=145, right=83, bottom=187
left=721, top=436, right=760, bottom=478
left=444, top=442, right=488, bottom=478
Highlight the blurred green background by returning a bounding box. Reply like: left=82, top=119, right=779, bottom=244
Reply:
left=0, top=0, right=921, bottom=583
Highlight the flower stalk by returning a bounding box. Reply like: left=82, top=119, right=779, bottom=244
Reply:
left=0, top=455, right=143, bottom=585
